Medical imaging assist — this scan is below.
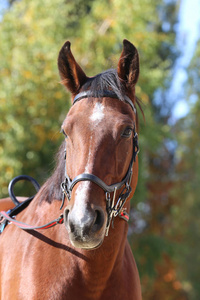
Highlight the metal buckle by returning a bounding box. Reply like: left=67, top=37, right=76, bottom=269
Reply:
left=61, top=179, right=71, bottom=201
left=105, top=187, right=117, bottom=236
left=113, top=185, right=132, bottom=217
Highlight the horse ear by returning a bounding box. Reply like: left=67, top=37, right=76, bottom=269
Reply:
left=117, top=39, right=139, bottom=89
left=58, top=41, right=87, bottom=95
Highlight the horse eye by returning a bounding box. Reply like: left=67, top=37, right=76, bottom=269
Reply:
left=60, top=128, right=68, bottom=138
left=121, top=127, right=133, bottom=138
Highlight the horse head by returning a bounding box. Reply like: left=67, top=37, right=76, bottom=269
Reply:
left=57, top=39, right=140, bottom=250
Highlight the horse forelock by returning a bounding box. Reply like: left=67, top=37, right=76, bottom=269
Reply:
left=80, top=69, right=126, bottom=101
left=80, top=69, right=143, bottom=122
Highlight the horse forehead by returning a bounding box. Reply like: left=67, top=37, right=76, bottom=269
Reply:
left=66, top=98, right=133, bottom=132
left=88, top=100, right=128, bottom=135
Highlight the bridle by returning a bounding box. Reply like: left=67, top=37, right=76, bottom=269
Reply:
left=61, top=90, right=139, bottom=236
left=0, top=90, right=139, bottom=236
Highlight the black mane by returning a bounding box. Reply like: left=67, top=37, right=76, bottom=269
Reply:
left=38, top=142, right=65, bottom=203
left=39, top=69, right=138, bottom=204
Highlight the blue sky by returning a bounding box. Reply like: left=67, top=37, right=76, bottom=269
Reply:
left=0, top=0, right=8, bottom=15
left=169, top=0, right=200, bottom=122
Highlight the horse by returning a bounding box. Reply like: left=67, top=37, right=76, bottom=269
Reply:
left=0, top=39, right=142, bottom=300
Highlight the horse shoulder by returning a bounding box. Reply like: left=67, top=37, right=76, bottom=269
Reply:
left=0, top=204, right=75, bottom=300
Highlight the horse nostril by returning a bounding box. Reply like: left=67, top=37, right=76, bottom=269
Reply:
left=69, top=222, right=75, bottom=233
left=93, top=209, right=104, bottom=231
left=64, top=208, right=69, bottom=220
left=94, top=210, right=101, bottom=225
left=64, top=209, right=76, bottom=233
left=64, top=208, right=70, bottom=225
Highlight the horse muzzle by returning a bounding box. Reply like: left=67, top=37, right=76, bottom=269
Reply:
left=63, top=204, right=106, bottom=249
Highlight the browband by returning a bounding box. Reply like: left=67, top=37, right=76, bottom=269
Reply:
left=73, top=90, right=136, bottom=114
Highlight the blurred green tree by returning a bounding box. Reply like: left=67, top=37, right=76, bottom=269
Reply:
left=0, top=0, right=70, bottom=197
left=172, top=40, right=200, bottom=300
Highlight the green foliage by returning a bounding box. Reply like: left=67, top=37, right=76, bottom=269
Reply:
left=172, top=42, right=200, bottom=299
left=0, top=0, right=70, bottom=196
left=132, top=233, right=174, bottom=277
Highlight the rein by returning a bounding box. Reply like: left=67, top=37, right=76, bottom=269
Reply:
left=0, top=210, right=63, bottom=231
left=61, top=90, right=139, bottom=236
left=0, top=175, right=64, bottom=233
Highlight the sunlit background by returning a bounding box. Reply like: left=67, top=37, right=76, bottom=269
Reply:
left=0, top=0, right=200, bottom=299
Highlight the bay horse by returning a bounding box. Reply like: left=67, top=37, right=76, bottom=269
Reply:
left=0, top=39, right=142, bottom=300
